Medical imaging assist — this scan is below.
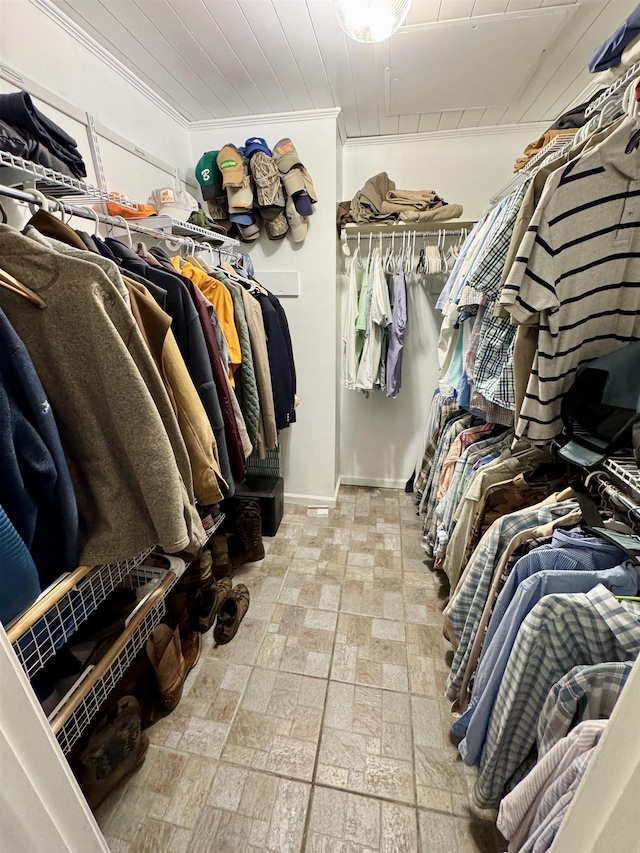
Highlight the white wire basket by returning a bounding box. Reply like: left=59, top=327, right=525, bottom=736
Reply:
left=50, top=566, right=178, bottom=755
left=7, top=548, right=155, bottom=681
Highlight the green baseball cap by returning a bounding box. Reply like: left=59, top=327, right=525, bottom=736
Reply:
left=195, top=151, right=223, bottom=200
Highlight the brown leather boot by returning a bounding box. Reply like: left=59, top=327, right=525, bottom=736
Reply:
left=181, top=631, right=202, bottom=673
left=210, top=535, right=233, bottom=580
left=146, top=625, right=185, bottom=711
left=72, top=696, right=149, bottom=810
left=214, top=584, right=250, bottom=647
left=198, top=577, right=232, bottom=633
left=228, top=502, right=265, bottom=569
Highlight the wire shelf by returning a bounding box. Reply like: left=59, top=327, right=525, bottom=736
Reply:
left=585, top=59, right=640, bottom=118
left=489, top=132, right=576, bottom=205
left=601, top=454, right=640, bottom=503
left=132, top=215, right=239, bottom=250
left=8, top=548, right=154, bottom=681
left=0, top=151, right=139, bottom=209
left=51, top=567, right=177, bottom=755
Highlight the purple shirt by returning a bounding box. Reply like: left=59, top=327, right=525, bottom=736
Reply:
left=386, top=268, right=407, bottom=398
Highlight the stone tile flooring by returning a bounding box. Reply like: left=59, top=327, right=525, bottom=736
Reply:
left=97, top=486, right=506, bottom=852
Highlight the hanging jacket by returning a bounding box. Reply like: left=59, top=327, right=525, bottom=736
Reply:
left=0, top=225, right=205, bottom=564
left=238, top=286, right=277, bottom=456
left=213, top=272, right=261, bottom=451
left=0, top=309, right=79, bottom=586
left=104, top=238, right=235, bottom=498
left=184, top=279, right=246, bottom=484
left=124, top=279, right=225, bottom=505
left=252, top=290, right=296, bottom=430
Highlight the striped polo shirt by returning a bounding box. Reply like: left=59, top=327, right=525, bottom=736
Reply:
left=499, top=118, right=640, bottom=443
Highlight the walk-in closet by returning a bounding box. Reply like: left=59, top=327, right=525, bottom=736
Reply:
left=1, top=1, right=639, bottom=852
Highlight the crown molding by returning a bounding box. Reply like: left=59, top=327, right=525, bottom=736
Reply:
left=29, top=0, right=190, bottom=130
left=343, top=121, right=550, bottom=147
left=189, top=107, right=342, bottom=132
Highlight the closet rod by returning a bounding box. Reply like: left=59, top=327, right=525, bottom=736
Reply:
left=0, top=184, right=240, bottom=259
left=344, top=228, right=468, bottom=239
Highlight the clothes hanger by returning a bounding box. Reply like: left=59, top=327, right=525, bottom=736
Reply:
left=0, top=265, right=47, bottom=309
left=21, top=187, right=50, bottom=215
left=623, top=75, right=640, bottom=152
left=164, top=233, right=183, bottom=256
left=78, top=205, right=101, bottom=237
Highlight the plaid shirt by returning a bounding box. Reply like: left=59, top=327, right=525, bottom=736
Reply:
left=472, top=306, right=518, bottom=410
left=419, top=413, right=472, bottom=528
left=537, top=661, right=632, bottom=758
left=437, top=423, right=496, bottom=501
left=465, top=182, right=529, bottom=300
left=415, top=395, right=458, bottom=495
left=474, top=587, right=640, bottom=808
left=433, top=431, right=510, bottom=559
left=462, top=183, right=529, bottom=412
left=444, top=500, right=581, bottom=702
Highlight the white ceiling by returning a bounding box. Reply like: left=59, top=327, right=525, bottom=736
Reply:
left=49, top=0, right=637, bottom=137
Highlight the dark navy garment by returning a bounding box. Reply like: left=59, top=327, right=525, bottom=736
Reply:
left=590, top=4, right=640, bottom=71
left=253, top=291, right=296, bottom=430
left=0, top=309, right=79, bottom=586
left=0, top=503, right=41, bottom=625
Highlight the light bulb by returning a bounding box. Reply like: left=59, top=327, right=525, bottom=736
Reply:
left=334, top=0, right=413, bottom=44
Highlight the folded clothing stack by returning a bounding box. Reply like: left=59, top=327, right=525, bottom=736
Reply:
left=195, top=137, right=316, bottom=244
left=0, top=90, right=87, bottom=179
left=342, top=171, right=463, bottom=227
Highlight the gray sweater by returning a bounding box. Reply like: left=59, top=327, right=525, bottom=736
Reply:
left=0, top=225, right=205, bottom=565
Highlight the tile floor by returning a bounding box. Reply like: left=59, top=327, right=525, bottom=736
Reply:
left=96, top=486, right=506, bottom=853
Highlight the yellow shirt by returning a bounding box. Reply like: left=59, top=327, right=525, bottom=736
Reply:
left=172, top=260, right=242, bottom=382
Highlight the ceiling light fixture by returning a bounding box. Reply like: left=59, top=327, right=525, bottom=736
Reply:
left=333, top=0, right=413, bottom=44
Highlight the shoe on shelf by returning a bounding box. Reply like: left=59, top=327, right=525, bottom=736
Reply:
left=198, top=577, right=232, bottom=633
left=72, top=695, right=149, bottom=810
left=145, top=624, right=185, bottom=712
left=213, top=584, right=250, bottom=647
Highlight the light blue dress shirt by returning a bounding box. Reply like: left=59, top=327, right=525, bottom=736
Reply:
left=481, top=530, right=628, bottom=652
left=455, top=554, right=637, bottom=765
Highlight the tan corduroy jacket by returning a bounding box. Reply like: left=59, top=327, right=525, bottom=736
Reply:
left=238, top=285, right=278, bottom=457
left=125, top=279, right=225, bottom=506
left=0, top=225, right=205, bottom=564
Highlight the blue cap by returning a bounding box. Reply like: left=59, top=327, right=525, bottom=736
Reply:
left=229, top=210, right=256, bottom=226
left=293, top=189, right=314, bottom=217
left=244, top=137, right=272, bottom=158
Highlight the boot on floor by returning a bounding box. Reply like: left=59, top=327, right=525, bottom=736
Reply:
left=72, top=696, right=149, bottom=810
left=214, top=584, right=250, bottom=647
left=228, top=501, right=265, bottom=569
left=146, top=624, right=186, bottom=712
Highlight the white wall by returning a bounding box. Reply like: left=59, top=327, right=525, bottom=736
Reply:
left=191, top=111, right=340, bottom=503
left=339, top=124, right=548, bottom=487
left=0, top=0, right=193, bottom=195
